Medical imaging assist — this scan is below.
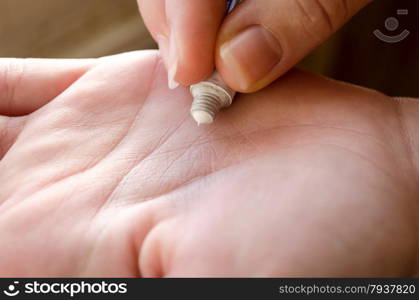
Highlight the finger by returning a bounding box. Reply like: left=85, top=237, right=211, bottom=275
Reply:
left=0, top=58, right=96, bottom=116
left=138, top=0, right=226, bottom=88
left=216, top=0, right=373, bottom=92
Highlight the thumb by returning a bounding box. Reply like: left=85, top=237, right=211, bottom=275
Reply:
left=216, top=0, right=373, bottom=93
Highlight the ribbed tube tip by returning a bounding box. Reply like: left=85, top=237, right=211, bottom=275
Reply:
left=189, top=72, right=236, bottom=126
left=190, top=94, right=223, bottom=125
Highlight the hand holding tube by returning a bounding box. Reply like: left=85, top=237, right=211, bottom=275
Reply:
left=138, top=0, right=373, bottom=93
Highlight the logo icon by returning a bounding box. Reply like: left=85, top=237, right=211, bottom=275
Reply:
left=374, top=9, right=410, bottom=43
left=3, top=281, right=20, bottom=297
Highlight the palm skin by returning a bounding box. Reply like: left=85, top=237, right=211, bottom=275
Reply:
left=0, top=51, right=418, bottom=277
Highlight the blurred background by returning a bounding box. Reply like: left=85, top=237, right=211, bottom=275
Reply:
left=0, top=0, right=418, bottom=97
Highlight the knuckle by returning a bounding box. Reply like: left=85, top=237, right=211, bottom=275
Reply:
left=294, top=0, right=348, bottom=39
left=0, top=59, right=24, bottom=112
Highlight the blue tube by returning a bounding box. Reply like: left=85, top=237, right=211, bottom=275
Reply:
left=226, top=0, right=239, bottom=14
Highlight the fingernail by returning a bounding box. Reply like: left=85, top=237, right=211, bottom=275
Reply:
left=167, top=33, right=179, bottom=90
left=168, top=60, right=179, bottom=89
left=156, top=34, right=180, bottom=89
left=220, top=25, right=282, bottom=91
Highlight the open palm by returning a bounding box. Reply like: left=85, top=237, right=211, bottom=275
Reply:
left=0, top=51, right=418, bottom=277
